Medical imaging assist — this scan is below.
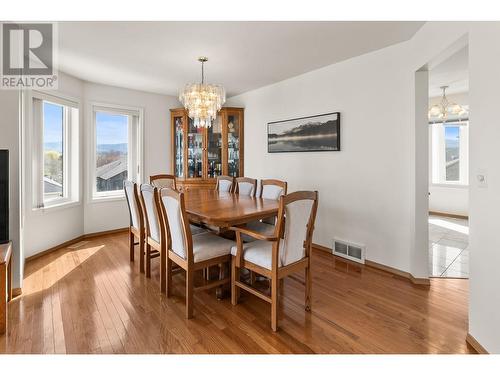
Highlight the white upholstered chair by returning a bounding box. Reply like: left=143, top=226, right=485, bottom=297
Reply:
left=215, top=175, right=234, bottom=193
left=150, top=174, right=176, bottom=190
left=139, top=184, right=166, bottom=291
left=158, top=188, right=235, bottom=318
left=230, top=190, right=318, bottom=331
left=244, top=179, right=288, bottom=240
left=124, top=180, right=145, bottom=273
left=234, top=177, right=257, bottom=197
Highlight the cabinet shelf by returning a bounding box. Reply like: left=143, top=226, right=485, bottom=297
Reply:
left=170, top=107, right=244, bottom=191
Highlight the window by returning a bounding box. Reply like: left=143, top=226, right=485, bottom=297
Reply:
left=32, top=93, right=79, bottom=209
left=90, top=104, right=142, bottom=200
left=430, top=122, right=469, bottom=186
left=43, top=102, right=65, bottom=201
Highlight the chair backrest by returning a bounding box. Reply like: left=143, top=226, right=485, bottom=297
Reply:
left=216, top=175, right=234, bottom=193
left=140, top=183, right=161, bottom=243
left=150, top=174, right=176, bottom=190
left=234, top=177, right=257, bottom=197
left=260, top=179, right=287, bottom=224
left=124, top=180, right=143, bottom=231
left=275, top=191, right=318, bottom=267
left=260, top=179, right=287, bottom=200
left=158, top=188, right=193, bottom=261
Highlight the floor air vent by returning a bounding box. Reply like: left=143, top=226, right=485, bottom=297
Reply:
left=333, top=238, right=366, bottom=264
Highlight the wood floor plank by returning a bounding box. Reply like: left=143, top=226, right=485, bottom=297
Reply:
left=1, top=233, right=474, bottom=354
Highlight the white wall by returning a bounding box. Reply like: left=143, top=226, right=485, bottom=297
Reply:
left=0, top=90, right=23, bottom=288
left=467, top=23, right=500, bottom=354
left=428, top=92, right=469, bottom=216
left=428, top=185, right=468, bottom=216
left=228, top=41, right=415, bottom=273
left=82, top=82, right=179, bottom=234
left=23, top=72, right=85, bottom=258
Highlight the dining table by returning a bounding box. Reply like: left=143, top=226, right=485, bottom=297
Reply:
left=183, top=189, right=280, bottom=229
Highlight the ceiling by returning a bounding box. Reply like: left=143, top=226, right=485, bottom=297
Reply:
left=429, top=46, right=468, bottom=98
left=57, top=21, right=424, bottom=97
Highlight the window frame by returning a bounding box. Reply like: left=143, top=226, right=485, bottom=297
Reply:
left=30, top=91, right=80, bottom=211
left=430, top=121, right=469, bottom=187
left=88, top=102, right=144, bottom=203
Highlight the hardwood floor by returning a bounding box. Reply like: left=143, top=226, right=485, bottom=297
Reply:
left=0, top=232, right=474, bottom=354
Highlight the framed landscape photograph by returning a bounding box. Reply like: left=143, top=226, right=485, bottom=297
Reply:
left=267, top=112, right=341, bottom=153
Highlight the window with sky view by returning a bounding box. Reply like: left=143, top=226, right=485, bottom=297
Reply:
left=445, top=126, right=460, bottom=182
left=43, top=101, right=64, bottom=201
left=95, top=111, right=129, bottom=193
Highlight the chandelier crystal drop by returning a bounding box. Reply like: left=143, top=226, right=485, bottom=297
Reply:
left=179, top=57, right=226, bottom=128
left=428, top=86, right=467, bottom=123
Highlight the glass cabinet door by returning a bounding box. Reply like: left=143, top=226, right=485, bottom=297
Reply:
left=207, top=116, right=223, bottom=178
left=173, top=115, right=184, bottom=178
left=187, top=118, right=203, bottom=178
left=227, top=112, right=241, bottom=177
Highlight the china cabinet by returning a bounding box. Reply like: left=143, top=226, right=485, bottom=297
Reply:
left=170, top=107, right=244, bottom=190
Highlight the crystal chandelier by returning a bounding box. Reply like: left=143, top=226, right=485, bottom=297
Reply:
left=179, top=57, right=226, bottom=128
left=428, top=86, right=467, bottom=123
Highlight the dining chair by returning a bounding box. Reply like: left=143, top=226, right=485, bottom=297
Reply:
left=139, top=184, right=166, bottom=289
left=234, top=177, right=257, bottom=197
left=215, top=175, right=234, bottom=193
left=158, top=188, right=235, bottom=318
left=244, top=179, right=288, bottom=239
left=150, top=174, right=176, bottom=190
left=230, top=191, right=319, bottom=331
left=124, top=180, right=145, bottom=273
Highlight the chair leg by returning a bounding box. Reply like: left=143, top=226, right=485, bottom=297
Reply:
left=216, top=263, right=225, bottom=299
left=139, top=235, right=145, bottom=273
left=186, top=269, right=194, bottom=319
left=166, top=257, right=172, bottom=297
left=249, top=270, right=256, bottom=285
left=231, top=258, right=239, bottom=306
left=160, top=246, right=166, bottom=294
left=145, top=243, right=151, bottom=278
left=305, top=262, right=312, bottom=312
left=271, top=276, right=279, bottom=332
left=129, top=230, right=134, bottom=262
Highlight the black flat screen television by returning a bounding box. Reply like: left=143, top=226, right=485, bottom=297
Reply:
left=0, top=150, right=9, bottom=244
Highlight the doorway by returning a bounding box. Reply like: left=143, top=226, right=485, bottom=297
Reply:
left=427, top=45, right=469, bottom=279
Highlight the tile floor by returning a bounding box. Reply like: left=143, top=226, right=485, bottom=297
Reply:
left=428, top=215, right=469, bottom=278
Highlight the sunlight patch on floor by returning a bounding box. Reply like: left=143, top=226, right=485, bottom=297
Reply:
left=23, top=245, right=105, bottom=295
left=429, top=218, right=469, bottom=235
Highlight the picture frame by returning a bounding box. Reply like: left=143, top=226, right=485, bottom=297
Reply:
left=267, top=112, right=341, bottom=153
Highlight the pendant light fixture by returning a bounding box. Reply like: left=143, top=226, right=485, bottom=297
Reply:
left=428, top=86, right=467, bottom=123
left=179, top=57, right=226, bottom=128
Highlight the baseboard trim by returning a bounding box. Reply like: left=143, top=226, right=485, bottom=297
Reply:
left=83, top=227, right=128, bottom=239
left=313, top=243, right=431, bottom=286
left=429, top=211, right=468, bottom=220
left=25, top=235, right=86, bottom=262
left=312, top=243, right=332, bottom=253
left=466, top=333, right=489, bottom=354
left=25, top=227, right=128, bottom=263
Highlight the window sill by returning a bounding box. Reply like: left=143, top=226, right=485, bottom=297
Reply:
left=90, top=194, right=126, bottom=204
left=430, top=183, right=469, bottom=189
left=32, top=200, right=81, bottom=214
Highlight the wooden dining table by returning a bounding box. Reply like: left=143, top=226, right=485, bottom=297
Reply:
left=183, top=189, right=280, bottom=228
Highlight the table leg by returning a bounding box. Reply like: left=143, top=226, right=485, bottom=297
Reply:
left=7, top=257, right=12, bottom=302
left=0, top=264, right=6, bottom=335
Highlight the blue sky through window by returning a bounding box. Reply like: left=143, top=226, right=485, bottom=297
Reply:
left=445, top=126, right=460, bottom=142
left=96, top=112, right=128, bottom=145
left=43, top=102, right=63, bottom=152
